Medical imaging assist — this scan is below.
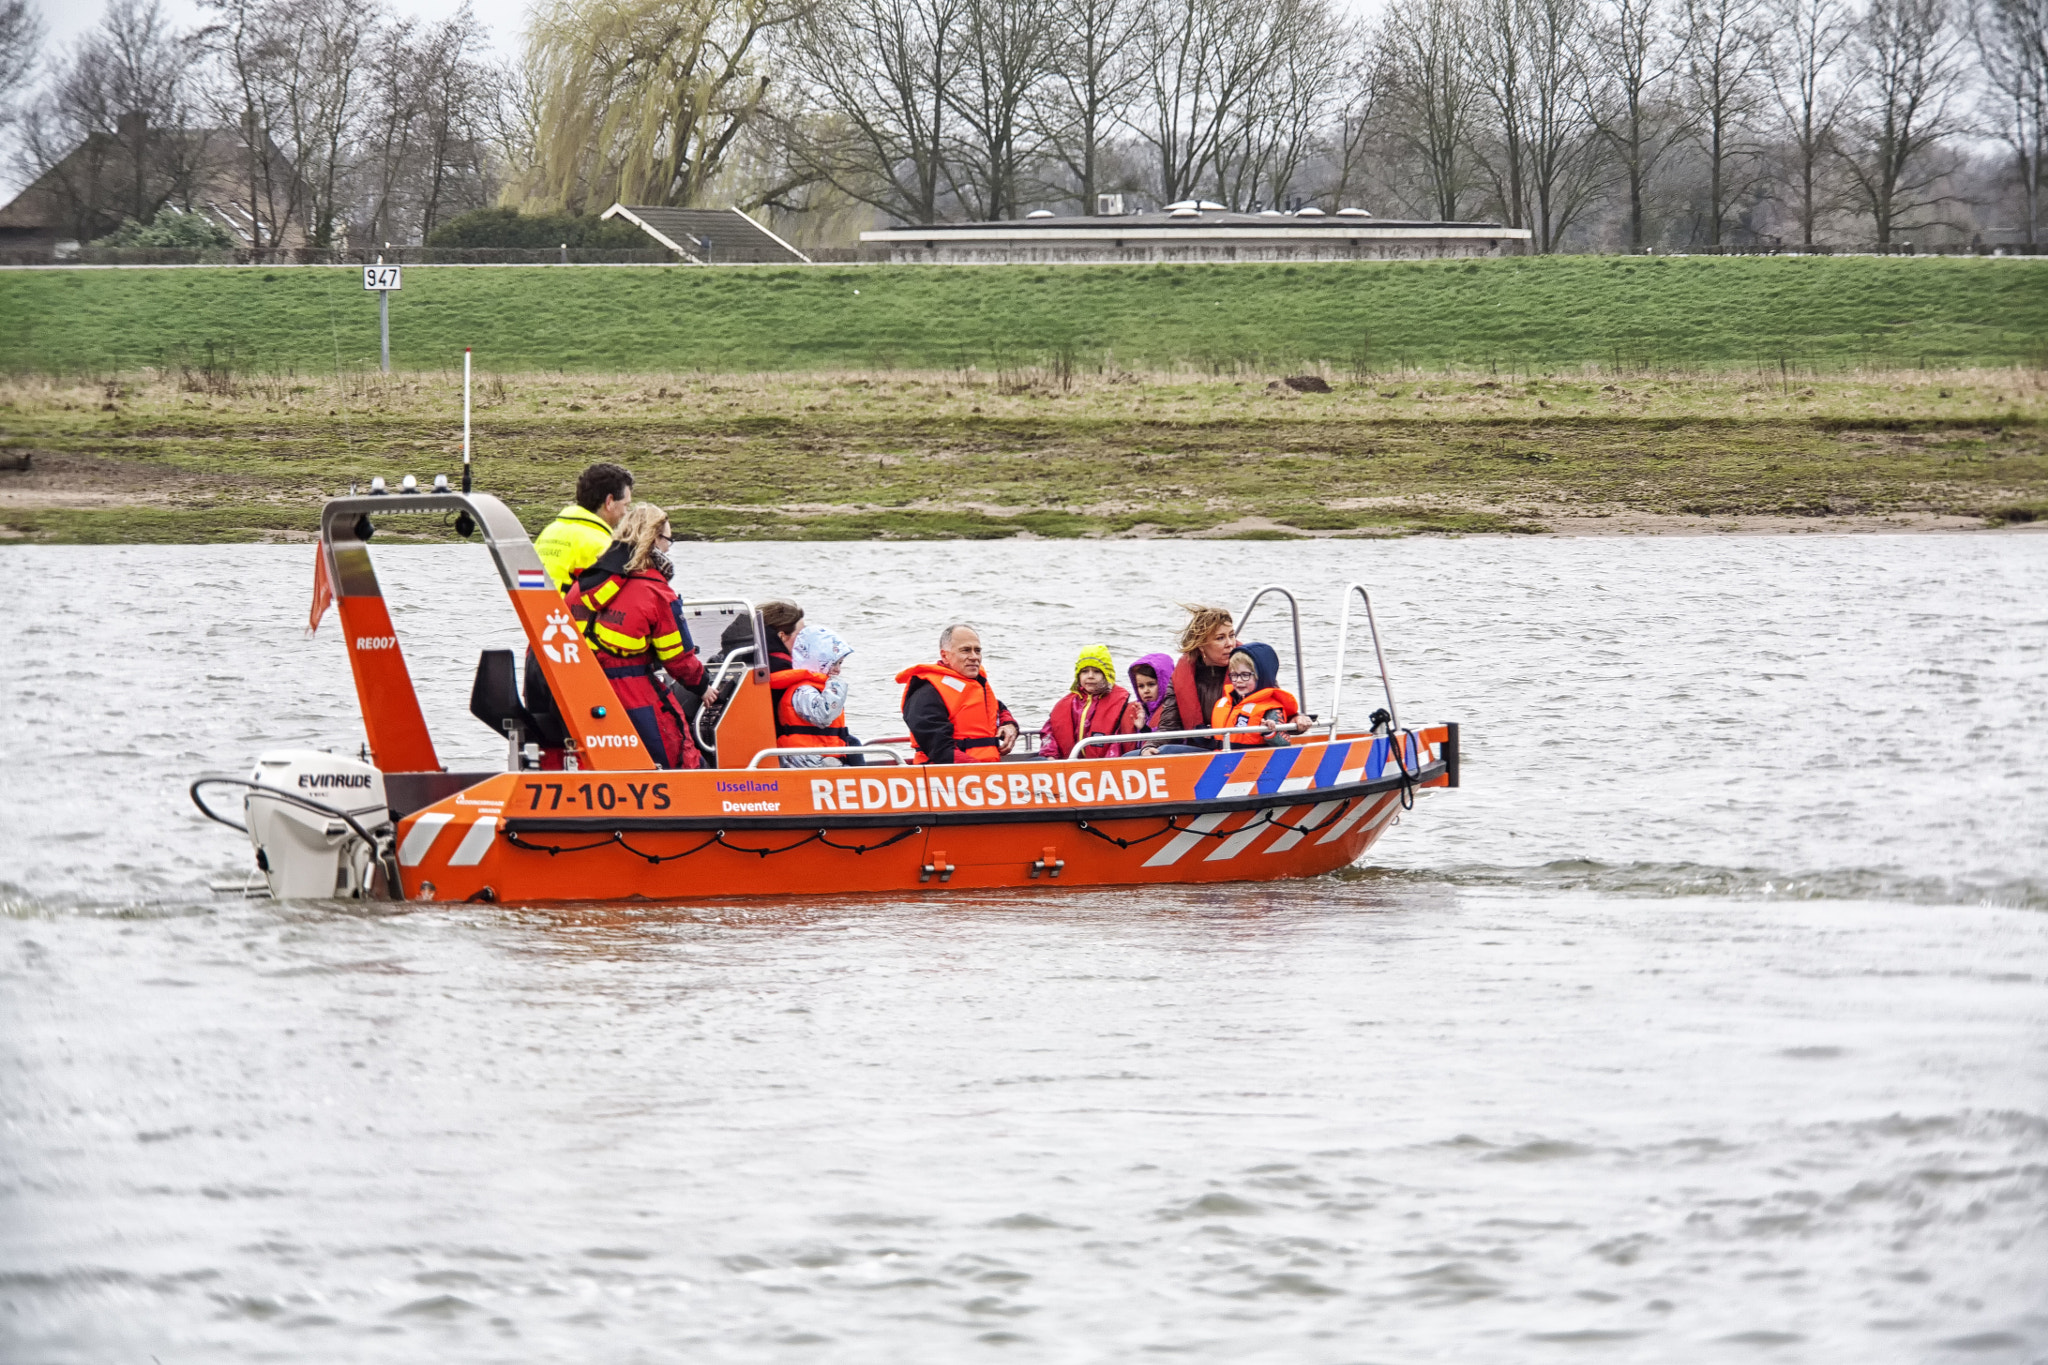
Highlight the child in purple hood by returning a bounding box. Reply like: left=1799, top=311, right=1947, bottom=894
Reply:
left=1127, top=652, right=1176, bottom=735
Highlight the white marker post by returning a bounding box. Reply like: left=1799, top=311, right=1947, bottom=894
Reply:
left=362, top=262, right=403, bottom=373
left=462, top=348, right=472, bottom=492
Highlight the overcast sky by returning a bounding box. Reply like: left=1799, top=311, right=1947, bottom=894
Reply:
left=36, top=0, right=1384, bottom=68
left=38, top=0, right=534, bottom=62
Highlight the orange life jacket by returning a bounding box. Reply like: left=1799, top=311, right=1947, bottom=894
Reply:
left=771, top=668, right=852, bottom=750
left=1211, top=686, right=1300, bottom=745
left=896, top=661, right=1004, bottom=763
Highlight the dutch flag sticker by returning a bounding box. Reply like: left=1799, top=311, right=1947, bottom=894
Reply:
left=517, top=568, right=547, bottom=591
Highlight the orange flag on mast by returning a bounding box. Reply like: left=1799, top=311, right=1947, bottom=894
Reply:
left=309, top=545, right=333, bottom=636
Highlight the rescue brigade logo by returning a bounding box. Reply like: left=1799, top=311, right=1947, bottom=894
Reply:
left=809, top=767, right=1172, bottom=812
left=540, top=611, right=581, bottom=664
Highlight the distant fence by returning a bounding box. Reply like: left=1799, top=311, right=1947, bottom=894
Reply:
left=0, top=240, right=2037, bottom=268
left=1646, top=242, right=2045, bottom=257
left=0, top=244, right=683, bottom=268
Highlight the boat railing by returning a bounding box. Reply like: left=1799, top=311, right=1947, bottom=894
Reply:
left=677, top=598, right=770, bottom=755
left=1072, top=724, right=1307, bottom=756
left=677, top=598, right=768, bottom=683
left=744, top=745, right=910, bottom=769
left=1329, top=582, right=1399, bottom=735
left=691, top=650, right=755, bottom=752
left=1235, top=584, right=1309, bottom=707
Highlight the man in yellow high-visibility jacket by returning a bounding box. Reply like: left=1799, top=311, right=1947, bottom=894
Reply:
left=534, top=462, right=635, bottom=591
left=528, top=463, right=634, bottom=767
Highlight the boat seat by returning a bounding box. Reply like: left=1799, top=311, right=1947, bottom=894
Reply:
left=471, top=648, right=539, bottom=744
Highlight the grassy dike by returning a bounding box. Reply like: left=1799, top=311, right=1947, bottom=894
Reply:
left=2, top=256, right=2045, bottom=375
left=1, top=366, right=2042, bottom=543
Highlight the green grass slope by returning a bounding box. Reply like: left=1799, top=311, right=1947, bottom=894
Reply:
left=2, top=256, right=2043, bottom=375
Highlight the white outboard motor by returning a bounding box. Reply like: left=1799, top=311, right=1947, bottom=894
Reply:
left=243, top=749, right=394, bottom=900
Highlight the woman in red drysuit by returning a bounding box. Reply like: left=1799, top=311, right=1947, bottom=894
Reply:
left=566, top=503, right=705, bottom=769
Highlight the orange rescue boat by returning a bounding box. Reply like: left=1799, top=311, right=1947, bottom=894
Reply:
left=192, top=492, right=1459, bottom=904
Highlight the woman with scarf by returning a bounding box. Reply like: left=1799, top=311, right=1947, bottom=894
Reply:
left=565, top=503, right=705, bottom=769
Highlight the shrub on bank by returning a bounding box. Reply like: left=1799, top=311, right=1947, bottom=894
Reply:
left=426, top=207, right=645, bottom=250
left=91, top=211, right=237, bottom=251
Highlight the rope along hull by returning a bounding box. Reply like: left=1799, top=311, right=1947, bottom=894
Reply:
left=394, top=729, right=1451, bottom=904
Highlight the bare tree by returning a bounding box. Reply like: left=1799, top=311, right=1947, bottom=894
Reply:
left=1472, top=0, right=1530, bottom=229
left=1762, top=0, right=1852, bottom=244
left=413, top=11, right=499, bottom=237
left=1138, top=0, right=1295, bottom=205
left=203, top=0, right=382, bottom=247
left=1523, top=0, right=1606, bottom=249
left=943, top=0, right=1054, bottom=218
left=790, top=0, right=962, bottom=223
left=1474, top=0, right=1603, bottom=249
left=1681, top=0, right=1765, bottom=245
left=1035, top=0, right=1145, bottom=210
left=1588, top=0, right=1687, bottom=249
left=205, top=0, right=296, bottom=246
left=1209, top=0, right=1341, bottom=209
left=1328, top=23, right=1390, bottom=210
left=359, top=14, right=429, bottom=245
left=0, top=0, right=41, bottom=117
left=22, top=0, right=207, bottom=241
left=1975, top=0, right=2048, bottom=243
left=519, top=0, right=800, bottom=213
left=1839, top=0, right=1966, bottom=242
left=1379, top=0, right=1482, bottom=219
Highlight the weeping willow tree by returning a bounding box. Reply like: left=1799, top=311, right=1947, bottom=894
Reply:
left=515, top=0, right=802, bottom=211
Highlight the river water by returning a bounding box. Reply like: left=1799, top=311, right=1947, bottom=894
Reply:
left=2, top=536, right=2044, bottom=1362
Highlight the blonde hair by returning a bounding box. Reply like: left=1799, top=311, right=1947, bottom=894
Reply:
left=1178, top=603, right=1235, bottom=655
left=611, top=502, right=670, bottom=572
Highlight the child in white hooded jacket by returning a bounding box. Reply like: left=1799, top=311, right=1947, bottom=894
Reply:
left=782, top=625, right=856, bottom=767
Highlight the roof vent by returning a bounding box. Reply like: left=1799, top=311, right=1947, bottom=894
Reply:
left=1295, top=206, right=1326, bottom=217
left=1198, top=200, right=1226, bottom=211
left=1025, top=209, right=1055, bottom=219
left=1336, top=206, right=1372, bottom=217
left=1169, top=206, right=1201, bottom=218
left=1258, top=209, right=1285, bottom=217
left=1165, top=200, right=1198, bottom=211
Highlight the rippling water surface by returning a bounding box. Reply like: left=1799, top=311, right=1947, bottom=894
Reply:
left=3, top=537, right=2045, bottom=1362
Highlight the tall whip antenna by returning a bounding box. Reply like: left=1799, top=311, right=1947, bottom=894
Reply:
left=462, top=347, right=472, bottom=493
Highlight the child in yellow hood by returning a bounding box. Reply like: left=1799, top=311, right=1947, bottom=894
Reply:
left=1038, top=644, right=1143, bottom=759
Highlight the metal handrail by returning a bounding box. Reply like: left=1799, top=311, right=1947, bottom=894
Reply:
left=745, top=744, right=908, bottom=769
left=677, top=598, right=768, bottom=755
left=1235, top=584, right=1309, bottom=707
left=1072, top=723, right=1307, bottom=755
left=1330, top=582, right=1398, bottom=735
left=690, top=649, right=756, bottom=751
left=677, top=598, right=767, bottom=683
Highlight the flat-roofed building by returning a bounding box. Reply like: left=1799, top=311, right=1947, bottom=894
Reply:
left=860, top=208, right=1530, bottom=264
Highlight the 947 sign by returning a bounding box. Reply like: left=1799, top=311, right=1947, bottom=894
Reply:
left=362, top=264, right=402, bottom=291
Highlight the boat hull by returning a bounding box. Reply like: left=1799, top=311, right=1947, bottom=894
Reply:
left=392, top=727, right=1453, bottom=904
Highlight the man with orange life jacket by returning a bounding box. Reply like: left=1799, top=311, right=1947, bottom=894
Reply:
left=1211, top=642, right=1307, bottom=748
left=897, top=623, right=1020, bottom=764
left=565, top=503, right=705, bottom=769
left=772, top=625, right=858, bottom=766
